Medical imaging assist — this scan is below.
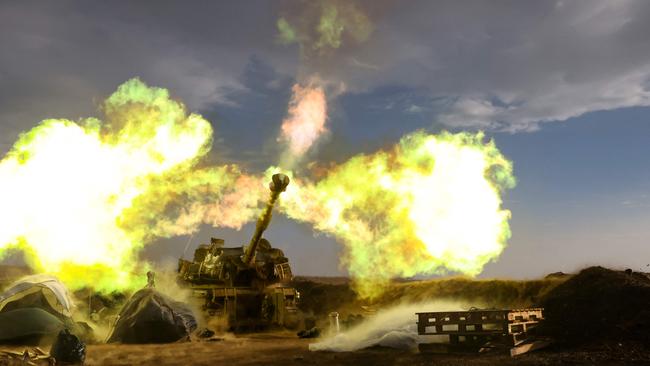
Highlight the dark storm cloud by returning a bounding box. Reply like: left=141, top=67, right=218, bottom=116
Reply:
left=294, top=0, right=650, bottom=131
left=0, top=0, right=296, bottom=153
left=2, top=0, right=650, bottom=154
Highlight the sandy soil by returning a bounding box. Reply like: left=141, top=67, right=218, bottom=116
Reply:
left=79, top=334, right=650, bottom=366
left=1, top=333, right=649, bottom=365
left=3, top=267, right=650, bottom=365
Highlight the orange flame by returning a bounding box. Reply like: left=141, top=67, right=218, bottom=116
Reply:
left=279, top=81, right=328, bottom=163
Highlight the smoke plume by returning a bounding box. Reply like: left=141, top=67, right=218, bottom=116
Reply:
left=276, top=0, right=373, bottom=56
left=0, top=79, right=262, bottom=292
left=274, top=131, right=516, bottom=298
left=310, top=300, right=475, bottom=352
left=0, top=79, right=515, bottom=300
left=278, top=78, right=329, bottom=168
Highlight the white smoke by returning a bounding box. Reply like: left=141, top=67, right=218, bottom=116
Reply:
left=309, top=300, right=478, bottom=352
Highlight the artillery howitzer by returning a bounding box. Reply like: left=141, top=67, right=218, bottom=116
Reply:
left=177, top=174, right=301, bottom=330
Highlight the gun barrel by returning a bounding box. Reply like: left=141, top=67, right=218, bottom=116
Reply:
left=241, top=173, right=290, bottom=266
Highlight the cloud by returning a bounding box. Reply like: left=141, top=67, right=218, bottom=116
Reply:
left=275, top=0, right=374, bottom=55
left=2, top=0, right=650, bottom=148
left=283, top=0, right=650, bottom=131
left=0, top=1, right=293, bottom=154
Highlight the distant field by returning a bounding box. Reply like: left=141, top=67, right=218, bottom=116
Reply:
left=292, top=274, right=568, bottom=321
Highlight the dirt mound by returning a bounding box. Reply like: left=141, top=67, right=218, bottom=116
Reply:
left=540, top=266, right=650, bottom=344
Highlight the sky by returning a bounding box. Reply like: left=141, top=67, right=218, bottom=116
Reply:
left=1, top=0, right=649, bottom=278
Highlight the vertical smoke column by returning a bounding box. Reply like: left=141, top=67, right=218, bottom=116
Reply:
left=278, top=78, right=328, bottom=169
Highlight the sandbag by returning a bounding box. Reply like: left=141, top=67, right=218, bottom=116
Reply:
left=0, top=307, right=64, bottom=343
left=107, top=288, right=196, bottom=344
left=0, top=275, right=74, bottom=319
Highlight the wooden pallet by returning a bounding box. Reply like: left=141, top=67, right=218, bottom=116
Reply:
left=416, top=308, right=544, bottom=352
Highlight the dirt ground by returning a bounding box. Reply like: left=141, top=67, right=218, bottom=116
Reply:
left=3, top=334, right=650, bottom=366
left=3, top=267, right=650, bottom=365
left=80, top=334, right=650, bottom=366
